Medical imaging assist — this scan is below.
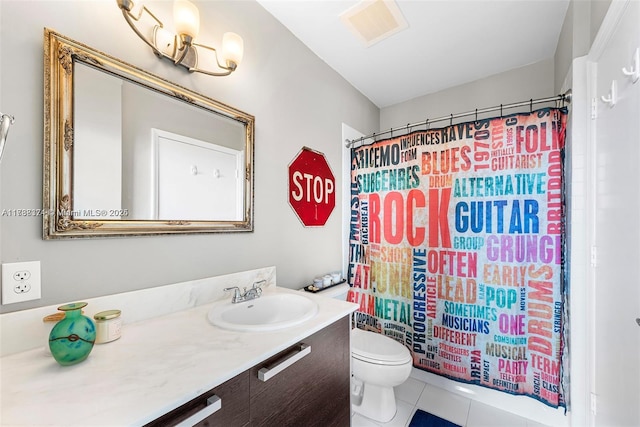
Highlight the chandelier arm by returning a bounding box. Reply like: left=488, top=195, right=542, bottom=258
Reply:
left=189, top=66, right=233, bottom=77
left=126, top=3, right=163, bottom=27
left=192, top=42, right=233, bottom=72
left=120, top=8, right=164, bottom=56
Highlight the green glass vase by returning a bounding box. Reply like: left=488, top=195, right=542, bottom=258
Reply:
left=48, top=302, right=96, bottom=366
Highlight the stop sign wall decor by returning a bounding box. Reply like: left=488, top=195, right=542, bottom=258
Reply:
left=288, top=147, right=336, bottom=227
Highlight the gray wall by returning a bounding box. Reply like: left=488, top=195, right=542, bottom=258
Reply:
left=554, top=0, right=612, bottom=91
left=0, top=0, right=379, bottom=313
left=380, top=58, right=556, bottom=132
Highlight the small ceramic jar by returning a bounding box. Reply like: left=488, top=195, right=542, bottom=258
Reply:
left=322, top=275, right=332, bottom=287
left=313, top=277, right=324, bottom=289
left=330, top=272, right=342, bottom=284
left=94, top=310, right=122, bottom=344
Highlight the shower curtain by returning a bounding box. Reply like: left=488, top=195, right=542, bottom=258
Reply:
left=347, top=108, right=568, bottom=408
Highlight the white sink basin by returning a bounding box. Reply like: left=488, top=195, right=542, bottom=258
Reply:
left=207, top=292, right=319, bottom=332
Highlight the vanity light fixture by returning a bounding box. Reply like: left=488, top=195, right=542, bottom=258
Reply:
left=116, top=0, right=244, bottom=76
left=0, top=112, right=15, bottom=164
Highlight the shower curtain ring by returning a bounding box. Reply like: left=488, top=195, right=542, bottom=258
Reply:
left=450, top=113, right=453, bottom=126
left=425, top=119, right=429, bottom=130
left=500, top=104, right=503, bottom=118
left=530, top=99, right=533, bottom=113
left=475, top=109, right=478, bottom=122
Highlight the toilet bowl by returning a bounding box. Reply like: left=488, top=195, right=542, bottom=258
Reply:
left=351, top=327, right=412, bottom=422
left=303, top=282, right=413, bottom=423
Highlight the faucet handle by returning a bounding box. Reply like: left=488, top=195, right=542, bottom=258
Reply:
left=252, top=280, right=266, bottom=295
left=223, top=286, right=242, bottom=301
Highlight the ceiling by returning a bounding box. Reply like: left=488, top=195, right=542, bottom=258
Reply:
left=257, top=0, right=570, bottom=108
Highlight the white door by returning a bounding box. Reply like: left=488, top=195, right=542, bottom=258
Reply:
left=591, top=1, right=640, bottom=425
left=155, top=130, right=243, bottom=221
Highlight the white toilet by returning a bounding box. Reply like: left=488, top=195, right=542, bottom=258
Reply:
left=314, top=282, right=413, bottom=423
left=351, top=327, right=413, bottom=422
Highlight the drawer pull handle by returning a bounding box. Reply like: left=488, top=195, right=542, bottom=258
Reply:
left=174, top=395, right=221, bottom=427
left=258, top=343, right=311, bottom=382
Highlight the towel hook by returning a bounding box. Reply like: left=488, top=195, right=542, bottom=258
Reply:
left=622, top=48, right=640, bottom=83
left=601, top=80, right=617, bottom=107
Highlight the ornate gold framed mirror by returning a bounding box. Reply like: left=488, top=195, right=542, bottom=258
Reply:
left=43, top=29, right=254, bottom=239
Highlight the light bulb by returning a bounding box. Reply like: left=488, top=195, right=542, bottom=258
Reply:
left=221, top=32, right=244, bottom=68
left=173, top=0, right=200, bottom=40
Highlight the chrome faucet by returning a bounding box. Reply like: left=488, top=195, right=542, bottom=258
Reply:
left=224, top=280, right=266, bottom=303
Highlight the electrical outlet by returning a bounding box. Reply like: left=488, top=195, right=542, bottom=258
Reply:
left=2, top=261, right=41, bottom=304
left=13, top=271, right=31, bottom=281
left=14, top=282, right=32, bottom=293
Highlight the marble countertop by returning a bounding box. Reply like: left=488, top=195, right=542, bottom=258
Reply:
left=0, top=287, right=357, bottom=426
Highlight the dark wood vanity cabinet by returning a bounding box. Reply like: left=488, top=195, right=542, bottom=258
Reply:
left=250, top=316, right=351, bottom=427
left=144, top=370, right=250, bottom=427
left=146, top=316, right=351, bottom=427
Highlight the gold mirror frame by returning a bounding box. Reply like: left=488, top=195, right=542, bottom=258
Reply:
left=43, top=29, right=254, bottom=239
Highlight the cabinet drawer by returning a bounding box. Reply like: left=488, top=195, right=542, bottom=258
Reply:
left=145, top=370, right=250, bottom=427
left=249, top=317, right=350, bottom=427
left=145, top=316, right=351, bottom=427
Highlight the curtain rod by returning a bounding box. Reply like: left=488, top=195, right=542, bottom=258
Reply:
left=345, top=90, right=572, bottom=148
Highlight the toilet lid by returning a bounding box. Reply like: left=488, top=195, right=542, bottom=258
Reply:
left=351, top=328, right=412, bottom=365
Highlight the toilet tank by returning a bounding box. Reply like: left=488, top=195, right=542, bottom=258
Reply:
left=322, top=282, right=350, bottom=300
left=302, top=282, right=350, bottom=300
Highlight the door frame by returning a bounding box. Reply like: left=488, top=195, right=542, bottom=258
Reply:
left=583, top=1, right=636, bottom=425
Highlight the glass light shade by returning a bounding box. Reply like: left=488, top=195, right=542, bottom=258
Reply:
left=221, top=32, right=244, bottom=67
left=173, top=0, right=200, bottom=39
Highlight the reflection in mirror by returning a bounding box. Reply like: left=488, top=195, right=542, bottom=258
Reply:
left=73, top=63, right=245, bottom=221
left=43, top=29, right=254, bottom=238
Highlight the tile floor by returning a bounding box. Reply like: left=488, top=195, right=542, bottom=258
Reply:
left=351, top=377, right=550, bottom=427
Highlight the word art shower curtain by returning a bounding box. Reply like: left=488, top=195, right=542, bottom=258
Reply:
left=347, top=108, right=568, bottom=408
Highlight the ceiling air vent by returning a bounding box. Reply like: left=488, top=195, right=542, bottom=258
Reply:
left=340, top=0, right=408, bottom=47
